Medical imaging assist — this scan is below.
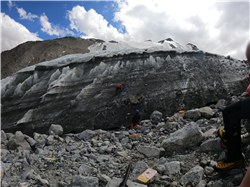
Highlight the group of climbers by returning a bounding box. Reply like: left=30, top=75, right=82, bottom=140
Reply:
left=115, top=83, right=141, bottom=130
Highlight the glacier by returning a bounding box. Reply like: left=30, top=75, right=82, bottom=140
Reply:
left=1, top=39, right=249, bottom=135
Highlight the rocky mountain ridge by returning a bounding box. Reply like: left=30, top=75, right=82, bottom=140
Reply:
left=1, top=37, right=105, bottom=79
left=1, top=95, right=250, bottom=187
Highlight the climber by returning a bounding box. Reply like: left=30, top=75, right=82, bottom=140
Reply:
left=131, top=110, right=140, bottom=130
left=214, top=42, right=250, bottom=173
left=240, top=75, right=250, bottom=145
left=219, top=75, right=250, bottom=148
left=116, top=83, right=122, bottom=95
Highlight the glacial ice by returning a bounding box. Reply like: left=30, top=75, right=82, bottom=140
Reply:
left=17, top=109, right=34, bottom=124
left=2, top=39, right=248, bottom=101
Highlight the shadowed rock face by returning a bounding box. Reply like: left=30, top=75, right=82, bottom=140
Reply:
left=1, top=48, right=249, bottom=136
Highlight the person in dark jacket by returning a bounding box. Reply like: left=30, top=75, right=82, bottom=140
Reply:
left=116, top=83, right=122, bottom=95
left=214, top=42, right=250, bottom=173
left=131, top=110, right=140, bottom=130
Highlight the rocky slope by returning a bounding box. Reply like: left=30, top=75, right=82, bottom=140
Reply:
left=1, top=95, right=250, bottom=187
left=1, top=39, right=249, bottom=136
left=1, top=37, right=104, bottom=79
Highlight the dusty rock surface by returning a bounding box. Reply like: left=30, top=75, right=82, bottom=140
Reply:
left=1, top=96, right=250, bottom=187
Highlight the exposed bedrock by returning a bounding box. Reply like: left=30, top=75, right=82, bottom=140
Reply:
left=1, top=50, right=249, bottom=135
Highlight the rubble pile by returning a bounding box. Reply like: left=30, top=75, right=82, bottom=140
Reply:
left=1, top=97, right=250, bottom=187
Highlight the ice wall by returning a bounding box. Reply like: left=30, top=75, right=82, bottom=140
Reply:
left=1, top=40, right=249, bottom=135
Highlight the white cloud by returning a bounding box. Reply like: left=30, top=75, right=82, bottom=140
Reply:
left=67, top=5, right=128, bottom=41
left=66, top=1, right=249, bottom=59
left=112, top=0, right=249, bottom=60
left=16, top=7, right=38, bottom=21
left=0, top=13, right=42, bottom=52
left=7, top=0, right=15, bottom=9
left=40, top=13, right=74, bottom=37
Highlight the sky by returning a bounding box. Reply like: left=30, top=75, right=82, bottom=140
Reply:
left=1, top=0, right=249, bottom=60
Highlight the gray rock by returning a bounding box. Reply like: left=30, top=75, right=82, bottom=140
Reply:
left=137, top=146, right=165, bottom=158
left=1, top=149, right=9, bottom=158
left=153, top=157, right=167, bottom=168
left=164, top=161, right=181, bottom=175
left=20, top=169, right=34, bottom=180
left=168, top=112, right=184, bottom=123
left=78, top=164, right=93, bottom=174
left=24, top=134, right=37, bottom=149
left=1, top=130, right=7, bottom=142
left=33, top=132, right=48, bottom=146
left=204, top=166, right=214, bottom=175
left=35, top=175, right=49, bottom=185
left=129, top=161, right=149, bottom=182
left=215, top=99, right=227, bottom=110
left=199, top=107, right=214, bottom=119
left=48, top=124, right=63, bottom=136
left=180, top=166, right=204, bottom=186
left=199, top=138, right=223, bottom=153
left=196, top=180, right=206, bottom=187
left=161, top=122, right=204, bottom=153
left=77, top=130, right=96, bottom=140
left=46, top=135, right=58, bottom=145
left=166, top=121, right=180, bottom=132
left=213, top=180, right=223, bottom=187
left=72, top=175, right=99, bottom=187
left=150, top=111, right=162, bottom=124
left=203, top=128, right=217, bottom=139
left=105, top=177, right=147, bottom=187
left=185, top=109, right=201, bottom=120
left=7, top=139, right=20, bottom=150
left=1, top=162, right=12, bottom=173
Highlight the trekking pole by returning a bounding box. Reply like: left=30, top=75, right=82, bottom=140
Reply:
left=119, top=162, right=132, bottom=187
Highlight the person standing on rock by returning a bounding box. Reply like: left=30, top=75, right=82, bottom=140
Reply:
left=214, top=42, right=250, bottom=173
left=116, top=83, right=122, bottom=95
left=131, top=110, right=140, bottom=130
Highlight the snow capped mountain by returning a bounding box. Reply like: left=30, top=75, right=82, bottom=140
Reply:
left=1, top=38, right=249, bottom=135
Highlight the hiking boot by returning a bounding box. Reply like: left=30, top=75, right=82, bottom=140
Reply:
left=241, top=132, right=250, bottom=144
left=213, top=157, right=245, bottom=173
left=218, top=129, right=227, bottom=149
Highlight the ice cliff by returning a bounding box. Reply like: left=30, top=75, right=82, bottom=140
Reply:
left=1, top=39, right=249, bottom=135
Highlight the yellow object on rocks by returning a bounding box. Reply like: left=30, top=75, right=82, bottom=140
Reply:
left=137, top=168, right=158, bottom=184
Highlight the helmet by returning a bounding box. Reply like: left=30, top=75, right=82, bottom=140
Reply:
left=136, top=110, right=139, bottom=113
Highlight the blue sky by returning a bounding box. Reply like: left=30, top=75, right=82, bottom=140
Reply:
left=1, top=1, right=249, bottom=60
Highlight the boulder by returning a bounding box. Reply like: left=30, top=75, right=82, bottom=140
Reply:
left=48, top=124, right=63, bottom=136
left=72, top=176, right=99, bottom=187
left=77, top=130, right=96, bottom=140
left=180, top=166, right=204, bottom=186
left=1, top=130, right=7, bottom=142
left=185, top=109, right=201, bottom=120
left=199, top=107, right=214, bottom=119
left=161, top=122, right=204, bottom=153
left=150, top=111, right=162, bottom=124
left=137, top=146, right=165, bottom=158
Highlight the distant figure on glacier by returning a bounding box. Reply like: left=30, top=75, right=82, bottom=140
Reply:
left=131, top=110, right=140, bottom=130
left=116, top=83, right=122, bottom=95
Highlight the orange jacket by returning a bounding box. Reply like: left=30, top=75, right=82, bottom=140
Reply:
left=117, top=84, right=122, bottom=88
